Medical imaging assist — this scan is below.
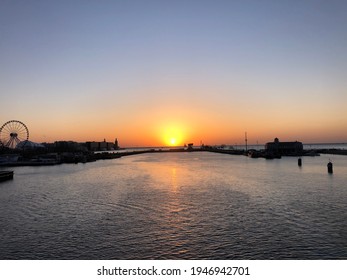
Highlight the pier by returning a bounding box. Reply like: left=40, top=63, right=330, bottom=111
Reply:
left=0, top=146, right=346, bottom=167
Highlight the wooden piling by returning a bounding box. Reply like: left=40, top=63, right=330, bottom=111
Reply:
left=327, top=161, right=333, bottom=174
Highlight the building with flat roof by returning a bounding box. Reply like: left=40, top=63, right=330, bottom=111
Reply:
left=86, top=138, right=119, bottom=151
left=265, top=138, right=303, bottom=155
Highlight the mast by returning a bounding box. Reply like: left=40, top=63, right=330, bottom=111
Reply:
left=245, top=132, right=248, bottom=152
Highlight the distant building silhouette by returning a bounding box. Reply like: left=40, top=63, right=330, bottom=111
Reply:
left=265, top=138, right=303, bottom=155
left=86, top=139, right=117, bottom=151
left=16, top=140, right=45, bottom=150
left=54, top=141, right=86, bottom=152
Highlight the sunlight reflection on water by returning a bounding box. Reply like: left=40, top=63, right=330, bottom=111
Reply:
left=0, top=152, right=346, bottom=259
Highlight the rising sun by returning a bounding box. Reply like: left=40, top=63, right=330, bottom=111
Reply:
left=170, top=138, right=177, bottom=145
left=161, top=124, right=185, bottom=147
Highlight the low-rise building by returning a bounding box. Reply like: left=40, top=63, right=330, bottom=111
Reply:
left=265, top=138, right=303, bottom=155
left=86, top=138, right=119, bottom=151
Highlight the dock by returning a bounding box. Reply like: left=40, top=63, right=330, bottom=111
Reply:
left=0, top=171, right=14, bottom=182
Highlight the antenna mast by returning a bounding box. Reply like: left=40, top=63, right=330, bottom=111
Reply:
left=245, top=132, right=248, bottom=152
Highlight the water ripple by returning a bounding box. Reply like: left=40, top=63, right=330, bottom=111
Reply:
left=1, top=153, right=347, bottom=259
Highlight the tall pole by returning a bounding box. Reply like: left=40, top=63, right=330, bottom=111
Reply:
left=245, top=132, right=248, bottom=152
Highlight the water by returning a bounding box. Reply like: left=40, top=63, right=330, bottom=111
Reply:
left=0, top=152, right=346, bottom=259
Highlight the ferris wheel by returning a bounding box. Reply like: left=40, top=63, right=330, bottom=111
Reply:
left=0, top=120, right=29, bottom=149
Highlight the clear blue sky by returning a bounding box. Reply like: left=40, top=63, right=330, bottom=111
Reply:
left=1, top=0, right=346, bottom=145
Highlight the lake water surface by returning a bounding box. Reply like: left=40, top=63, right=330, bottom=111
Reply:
left=0, top=152, right=346, bottom=259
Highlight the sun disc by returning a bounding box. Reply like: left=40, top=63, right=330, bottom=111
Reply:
left=161, top=124, right=185, bottom=146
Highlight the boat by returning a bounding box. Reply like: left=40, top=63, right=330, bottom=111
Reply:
left=0, top=171, right=14, bottom=182
left=248, top=149, right=261, bottom=158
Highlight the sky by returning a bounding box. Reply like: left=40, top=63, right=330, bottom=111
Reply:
left=1, top=0, right=347, bottom=147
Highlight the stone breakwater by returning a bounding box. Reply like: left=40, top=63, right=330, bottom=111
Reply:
left=316, top=149, right=347, bottom=156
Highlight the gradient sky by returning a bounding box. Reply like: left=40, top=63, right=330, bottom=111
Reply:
left=1, top=0, right=346, bottom=147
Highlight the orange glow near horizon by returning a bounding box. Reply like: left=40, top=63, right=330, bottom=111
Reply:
left=162, top=125, right=185, bottom=147
left=26, top=112, right=347, bottom=147
left=24, top=109, right=347, bottom=147
left=23, top=89, right=347, bottom=147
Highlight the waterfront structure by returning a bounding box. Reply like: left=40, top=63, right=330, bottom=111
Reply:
left=0, top=120, right=29, bottom=149
left=86, top=139, right=116, bottom=151
left=16, top=140, right=45, bottom=150
left=265, top=138, right=303, bottom=155
left=187, top=143, right=194, bottom=151
left=0, top=154, right=19, bottom=165
left=54, top=141, right=86, bottom=152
